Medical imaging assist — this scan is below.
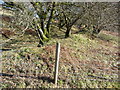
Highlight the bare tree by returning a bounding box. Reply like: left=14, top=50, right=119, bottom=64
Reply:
left=3, top=1, right=56, bottom=47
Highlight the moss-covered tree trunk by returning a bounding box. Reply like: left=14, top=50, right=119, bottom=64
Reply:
left=31, top=2, right=55, bottom=47
left=36, top=25, right=49, bottom=47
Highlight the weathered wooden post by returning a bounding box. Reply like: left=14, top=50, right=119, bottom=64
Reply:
left=54, top=42, right=60, bottom=85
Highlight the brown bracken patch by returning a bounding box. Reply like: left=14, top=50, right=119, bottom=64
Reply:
left=41, top=44, right=118, bottom=75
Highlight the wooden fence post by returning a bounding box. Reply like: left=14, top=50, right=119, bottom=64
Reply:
left=54, top=42, right=60, bottom=85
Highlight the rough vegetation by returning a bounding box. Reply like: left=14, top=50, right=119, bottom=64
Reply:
left=0, top=1, right=119, bottom=89
left=0, top=26, right=119, bottom=88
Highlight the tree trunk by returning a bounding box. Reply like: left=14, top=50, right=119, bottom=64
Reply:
left=37, top=39, right=44, bottom=47
left=65, top=27, right=71, bottom=38
left=46, top=2, right=55, bottom=38
left=36, top=28, right=49, bottom=47
left=37, top=34, right=49, bottom=47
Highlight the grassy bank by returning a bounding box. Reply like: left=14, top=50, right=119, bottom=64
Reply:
left=0, top=29, right=119, bottom=88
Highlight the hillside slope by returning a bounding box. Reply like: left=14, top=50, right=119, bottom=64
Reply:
left=0, top=30, right=119, bottom=88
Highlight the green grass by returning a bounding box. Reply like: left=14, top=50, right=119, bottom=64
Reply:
left=1, top=28, right=119, bottom=88
left=97, top=33, right=119, bottom=43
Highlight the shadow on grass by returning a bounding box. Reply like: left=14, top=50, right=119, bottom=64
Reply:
left=52, top=34, right=66, bottom=39
left=0, top=49, right=11, bottom=52
left=0, top=73, right=54, bottom=83
left=2, top=39, right=38, bottom=49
